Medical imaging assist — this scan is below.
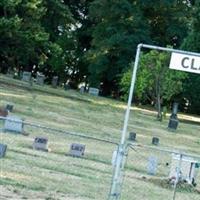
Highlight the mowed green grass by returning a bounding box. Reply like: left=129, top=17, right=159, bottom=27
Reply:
left=0, top=75, right=200, bottom=200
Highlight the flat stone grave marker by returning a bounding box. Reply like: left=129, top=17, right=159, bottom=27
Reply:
left=22, top=71, right=31, bottom=82
left=0, top=144, right=7, bottom=158
left=88, top=87, right=99, bottom=96
left=33, top=137, right=49, bottom=151
left=147, top=156, right=158, bottom=175
left=52, top=76, right=58, bottom=88
left=36, top=73, right=45, bottom=85
left=4, top=116, right=24, bottom=133
left=69, top=143, right=85, bottom=157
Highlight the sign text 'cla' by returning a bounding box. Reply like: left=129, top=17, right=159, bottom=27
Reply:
left=169, top=52, right=200, bottom=74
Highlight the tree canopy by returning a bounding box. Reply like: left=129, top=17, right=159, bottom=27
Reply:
left=0, top=0, right=199, bottom=114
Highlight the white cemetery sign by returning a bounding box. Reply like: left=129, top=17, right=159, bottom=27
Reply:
left=69, top=143, right=85, bottom=157
left=0, top=144, right=7, bottom=158
left=169, top=52, right=200, bottom=74
left=88, top=87, right=99, bottom=96
left=4, top=116, right=24, bottom=133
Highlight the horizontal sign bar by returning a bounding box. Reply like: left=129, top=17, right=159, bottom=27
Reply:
left=169, top=52, right=200, bottom=74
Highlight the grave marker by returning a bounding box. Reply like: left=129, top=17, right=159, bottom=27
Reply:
left=168, top=102, right=179, bottom=131
left=33, top=137, right=49, bottom=151
left=80, top=86, right=85, bottom=93
left=147, top=156, right=158, bottom=175
left=22, top=71, right=31, bottom=82
left=6, top=104, right=14, bottom=112
left=4, top=116, right=24, bottom=133
left=69, top=143, right=85, bottom=157
left=88, top=87, right=99, bottom=96
left=0, top=144, right=7, bottom=158
left=36, top=73, right=45, bottom=85
left=152, top=137, right=159, bottom=145
left=52, top=76, right=58, bottom=88
left=129, top=132, right=136, bottom=141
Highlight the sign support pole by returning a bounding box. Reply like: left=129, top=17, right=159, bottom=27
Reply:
left=108, top=44, right=142, bottom=200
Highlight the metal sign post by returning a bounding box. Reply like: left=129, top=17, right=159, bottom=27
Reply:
left=108, top=43, right=200, bottom=200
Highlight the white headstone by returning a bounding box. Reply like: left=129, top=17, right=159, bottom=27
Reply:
left=4, top=116, right=24, bottom=133
left=147, top=156, right=158, bottom=175
left=88, top=87, right=99, bottom=96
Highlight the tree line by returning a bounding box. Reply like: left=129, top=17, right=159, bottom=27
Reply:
left=0, top=0, right=200, bottom=115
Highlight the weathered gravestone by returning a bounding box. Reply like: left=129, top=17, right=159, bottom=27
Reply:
left=80, top=86, right=85, bottom=93
left=88, top=87, right=99, bottom=96
left=152, top=137, right=159, bottom=145
left=0, top=144, right=7, bottom=158
left=36, top=73, right=45, bottom=85
left=6, top=104, right=14, bottom=112
left=51, top=76, right=58, bottom=88
left=4, top=116, right=24, bottom=133
left=147, top=156, right=158, bottom=175
left=168, top=102, right=179, bottom=131
left=22, top=71, right=31, bottom=82
left=129, top=132, right=137, bottom=141
left=69, top=143, right=85, bottom=157
left=33, top=137, right=49, bottom=152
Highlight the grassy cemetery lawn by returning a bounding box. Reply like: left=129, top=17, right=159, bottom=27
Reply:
left=0, top=75, right=200, bottom=200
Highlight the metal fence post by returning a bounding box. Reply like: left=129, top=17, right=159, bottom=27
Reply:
left=172, top=153, right=183, bottom=200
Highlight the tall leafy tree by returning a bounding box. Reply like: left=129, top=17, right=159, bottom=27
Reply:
left=181, top=0, right=200, bottom=114
left=86, top=0, right=150, bottom=96
left=120, top=50, right=187, bottom=120
left=141, top=0, right=189, bottom=47
left=0, top=0, right=49, bottom=73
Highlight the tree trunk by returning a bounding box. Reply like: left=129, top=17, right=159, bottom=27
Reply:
left=156, top=77, right=162, bottom=121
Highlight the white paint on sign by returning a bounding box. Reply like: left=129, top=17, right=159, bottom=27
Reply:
left=169, top=52, right=200, bottom=74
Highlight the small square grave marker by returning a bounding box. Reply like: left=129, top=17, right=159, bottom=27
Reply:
left=152, top=137, right=159, bottom=145
left=33, top=137, right=49, bottom=152
left=22, top=71, right=31, bottom=82
left=88, top=87, right=99, bottom=96
left=4, top=116, right=24, bottom=133
left=0, top=144, right=7, bottom=158
left=69, top=143, right=85, bottom=157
